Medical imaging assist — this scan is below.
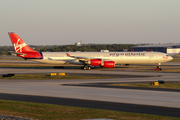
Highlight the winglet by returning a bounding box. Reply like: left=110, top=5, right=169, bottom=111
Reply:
left=66, top=53, right=71, bottom=57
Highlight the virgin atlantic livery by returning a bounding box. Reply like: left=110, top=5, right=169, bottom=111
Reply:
left=8, top=32, right=173, bottom=70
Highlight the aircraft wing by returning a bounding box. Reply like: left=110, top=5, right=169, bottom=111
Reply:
left=66, top=53, right=112, bottom=62
left=66, top=53, right=90, bottom=62
left=66, top=53, right=115, bottom=69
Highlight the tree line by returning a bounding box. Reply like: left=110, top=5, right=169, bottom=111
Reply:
left=0, top=44, right=137, bottom=55
left=40, top=44, right=136, bottom=52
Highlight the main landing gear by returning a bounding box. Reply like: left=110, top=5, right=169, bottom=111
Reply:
left=155, top=63, right=162, bottom=70
left=81, top=65, right=91, bottom=70
left=156, top=66, right=162, bottom=70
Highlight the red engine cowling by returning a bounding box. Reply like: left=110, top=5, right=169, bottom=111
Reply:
left=90, top=59, right=102, bottom=66
left=103, top=61, right=115, bottom=68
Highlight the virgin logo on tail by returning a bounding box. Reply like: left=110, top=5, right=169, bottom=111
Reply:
left=14, top=38, right=27, bottom=53
left=9, top=32, right=37, bottom=53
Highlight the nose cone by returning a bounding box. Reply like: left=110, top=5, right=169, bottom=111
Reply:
left=168, top=56, right=173, bottom=61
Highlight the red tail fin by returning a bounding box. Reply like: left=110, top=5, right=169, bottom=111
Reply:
left=8, top=32, right=43, bottom=59
left=8, top=32, right=37, bottom=53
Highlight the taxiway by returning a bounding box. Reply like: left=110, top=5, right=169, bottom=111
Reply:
left=0, top=61, right=180, bottom=117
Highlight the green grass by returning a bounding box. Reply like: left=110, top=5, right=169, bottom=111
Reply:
left=136, top=68, right=180, bottom=73
left=0, top=74, right=111, bottom=79
left=161, top=69, right=180, bottom=72
left=0, top=100, right=179, bottom=120
left=109, top=83, right=180, bottom=89
left=0, top=63, right=56, bottom=68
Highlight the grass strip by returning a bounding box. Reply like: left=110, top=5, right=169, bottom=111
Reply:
left=109, top=83, right=180, bottom=89
left=0, top=63, right=56, bottom=68
left=0, top=74, right=111, bottom=79
left=136, top=68, right=180, bottom=73
left=0, top=99, right=179, bottom=120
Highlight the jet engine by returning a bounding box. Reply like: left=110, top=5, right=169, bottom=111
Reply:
left=90, top=59, right=102, bottom=66
left=103, top=61, right=115, bottom=68
left=90, top=59, right=115, bottom=68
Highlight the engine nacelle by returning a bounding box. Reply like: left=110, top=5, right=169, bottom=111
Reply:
left=90, top=59, right=102, bottom=66
left=103, top=61, right=115, bottom=68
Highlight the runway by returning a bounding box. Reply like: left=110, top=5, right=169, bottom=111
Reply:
left=0, top=93, right=180, bottom=117
left=0, top=62, right=180, bottom=117
left=0, top=77, right=180, bottom=108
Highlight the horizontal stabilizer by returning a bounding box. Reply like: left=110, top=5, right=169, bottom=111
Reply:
left=8, top=51, right=26, bottom=55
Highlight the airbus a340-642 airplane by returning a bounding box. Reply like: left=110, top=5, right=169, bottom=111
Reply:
left=8, top=32, right=173, bottom=70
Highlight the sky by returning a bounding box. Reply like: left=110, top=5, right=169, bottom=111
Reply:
left=0, top=0, right=180, bottom=46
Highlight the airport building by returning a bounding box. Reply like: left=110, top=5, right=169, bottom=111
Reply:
left=75, top=42, right=81, bottom=46
left=131, top=43, right=180, bottom=54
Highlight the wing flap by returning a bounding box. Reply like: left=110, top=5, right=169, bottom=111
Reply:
left=66, top=53, right=90, bottom=61
left=66, top=53, right=113, bottom=62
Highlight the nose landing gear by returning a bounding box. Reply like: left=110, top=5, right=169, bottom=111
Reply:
left=81, top=65, right=91, bottom=70
left=157, top=65, right=162, bottom=70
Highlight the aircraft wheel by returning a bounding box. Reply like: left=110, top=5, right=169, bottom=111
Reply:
left=88, top=66, right=91, bottom=70
left=82, top=65, right=91, bottom=70
left=156, top=65, right=162, bottom=70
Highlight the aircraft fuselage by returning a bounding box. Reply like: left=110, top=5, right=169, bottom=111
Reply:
left=33, top=52, right=172, bottom=65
